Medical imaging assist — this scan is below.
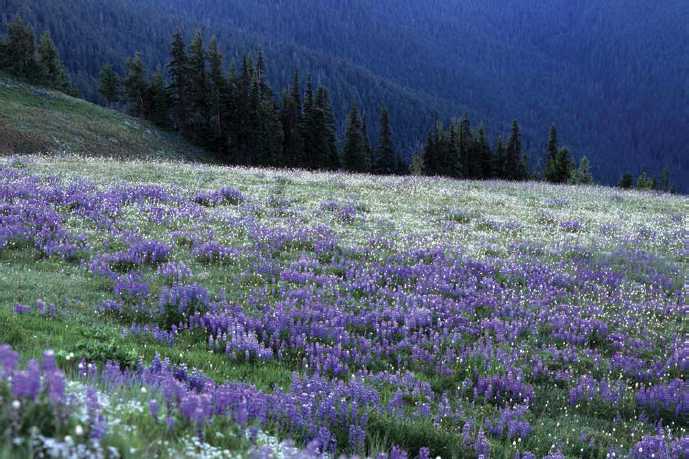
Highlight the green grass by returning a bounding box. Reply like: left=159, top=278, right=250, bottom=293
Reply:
left=0, top=74, right=214, bottom=163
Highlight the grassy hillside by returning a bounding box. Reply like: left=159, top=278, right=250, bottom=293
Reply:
left=0, top=75, right=213, bottom=162
left=0, top=155, right=685, bottom=458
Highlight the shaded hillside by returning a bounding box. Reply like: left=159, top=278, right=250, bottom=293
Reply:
left=0, top=74, right=213, bottom=161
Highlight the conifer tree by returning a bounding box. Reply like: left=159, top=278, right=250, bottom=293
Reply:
left=377, top=104, right=395, bottom=175
left=544, top=124, right=560, bottom=183
left=187, top=30, right=209, bottom=139
left=506, top=120, right=523, bottom=180
left=447, top=124, right=461, bottom=178
left=281, top=70, right=305, bottom=167
left=555, top=147, right=574, bottom=183
left=617, top=172, right=634, bottom=189
left=494, top=136, right=507, bottom=179
left=477, top=123, right=493, bottom=178
left=343, top=103, right=366, bottom=172
left=315, top=86, right=339, bottom=170
left=636, top=167, right=651, bottom=190
left=302, top=74, right=319, bottom=169
left=459, top=116, right=472, bottom=178
left=37, top=32, right=65, bottom=87
left=123, top=52, right=148, bottom=118
left=410, top=150, right=424, bottom=176
left=149, top=65, right=172, bottom=129
left=98, top=63, right=121, bottom=106
left=207, top=36, right=226, bottom=145
left=570, top=156, right=593, bottom=185
left=167, top=30, right=189, bottom=133
left=362, top=113, right=374, bottom=172
left=1, top=15, right=38, bottom=78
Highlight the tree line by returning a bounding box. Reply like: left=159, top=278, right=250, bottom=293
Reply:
left=0, top=15, right=678, bottom=192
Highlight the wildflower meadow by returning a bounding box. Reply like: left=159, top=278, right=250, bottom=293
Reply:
left=0, top=155, right=686, bottom=458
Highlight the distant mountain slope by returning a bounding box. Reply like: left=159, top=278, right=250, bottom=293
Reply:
left=1, top=0, right=686, bottom=190
left=0, top=74, right=213, bottom=161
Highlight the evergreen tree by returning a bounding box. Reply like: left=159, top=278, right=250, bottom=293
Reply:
left=361, top=113, right=374, bottom=172
left=410, top=150, right=424, bottom=176
left=477, top=123, right=493, bottom=178
left=302, top=74, right=320, bottom=169
left=343, top=103, right=366, bottom=172
left=207, top=36, right=226, bottom=148
left=616, top=172, right=634, bottom=189
left=555, top=147, right=574, bottom=183
left=377, top=104, right=395, bottom=175
left=659, top=166, right=672, bottom=193
left=281, top=70, right=305, bottom=167
left=315, top=86, right=339, bottom=170
left=446, top=124, right=461, bottom=178
left=148, top=65, right=172, bottom=129
left=98, top=63, right=121, bottom=106
left=459, top=116, right=472, bottom=178
left=570, top=155, right=593, bottom=185
left=494, top=136, right=507, bottom=179
left=423, top=129, right=438, bottom=176
left=36, top=31, right=73, bottom=93
left=187, top=30, right=209, bottom=142
left=1, top=15, right=38, bottom=78
left=544, top=124, right=560, bottom=183
left=166, top=30, right=189, bottom=133
left=123, top=52, right=148, bottom=118
left=636, top=167, right=651, bottom=190
left=506, top=120, right=523, bottom=180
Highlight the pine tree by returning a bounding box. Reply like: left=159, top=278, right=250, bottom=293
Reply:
left=343, top=103, right=366, bottom=172
left=659, top=166, right=671, bottom=192
left=187, top=30, right=209, bottom=140
left=36, top=31, right=70, bottom=91
left=410, top=150, right=424, bottom=176
left=423, top=129, right=437, bottom=176
left=362, top=113, right=374, bottom=172
left=636, top=167, right=651, bottom=190
left=447, top=124, right=461, bottom=178
left=1, top=15, right=38, bottom=78
left=506, top=120, right=523, bottom=180
left=98, top=63, right=121, bottom=106
left=315, top=86, right=339, bottom=170
left=281, top=70, right=305, bottom=167
left=494, top=136, right=507, bottom=179
left=556, top=147, right=574, bottom=183
left=302, top=74, right=320, bottom=169
left=148, top=65, right=172, bottom=129
left=570, top=156, right=593, bottom=185
left=616, top=172, right=634, bottom=189
left=123, top=52, right=148, bottom=118
left=166, top=30, right=189, bottom=133
left=544, top=124, right=559, bottom=183
left=377, top=104, right=395, bottom=175
left=207, top=36, right=226, bottom=147
left=477, top=123, right=493, bottom=178
left=459, top=116, right=472, bottom=178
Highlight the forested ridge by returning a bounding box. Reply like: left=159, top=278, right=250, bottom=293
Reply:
left=0, top=0, right=686, bottom=190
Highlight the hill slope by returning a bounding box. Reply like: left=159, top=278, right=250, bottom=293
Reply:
left=0, top=74, right=213, bottom=162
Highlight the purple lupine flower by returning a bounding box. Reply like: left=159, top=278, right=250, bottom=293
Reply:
left=12, top=360, right=41, bottom=400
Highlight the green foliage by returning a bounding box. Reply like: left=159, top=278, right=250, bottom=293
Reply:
left=123, top=52, right=148, bottom=118
left=0, top=16, right=77, bottom=95
left=343, top=103, right=367, bottom=172
left=98, top=63, right=120, bottom=105
left=570, top=155, right=594, bottom=185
